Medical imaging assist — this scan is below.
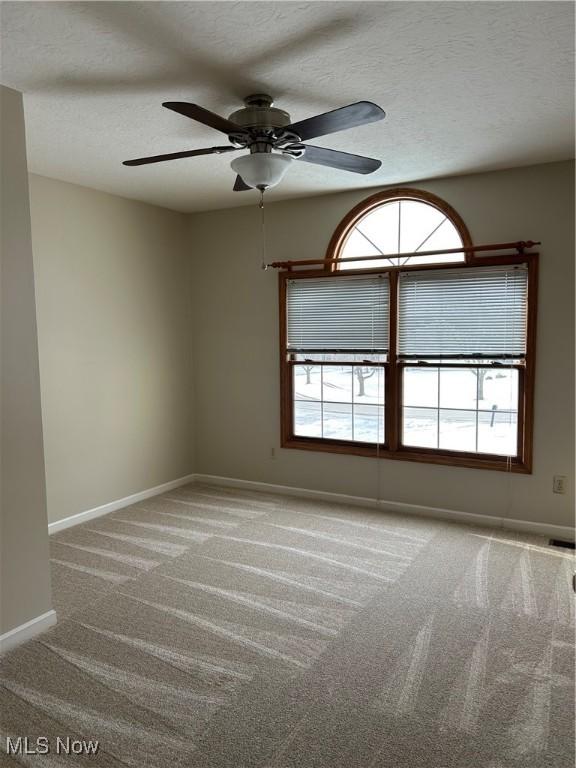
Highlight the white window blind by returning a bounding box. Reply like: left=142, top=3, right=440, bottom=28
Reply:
left=398, top=265, right=528, bottom=359
left=287, top=275, right=389, bottom=353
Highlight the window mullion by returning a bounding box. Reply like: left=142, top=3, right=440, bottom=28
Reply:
left=387, top=271, right=399, bottom=450
left=475, top=366, right=480, bottom=453
left=436, top=367, right=440, bottom=449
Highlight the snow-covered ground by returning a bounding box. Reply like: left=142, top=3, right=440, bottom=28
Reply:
left=293, top=365, right=518, bottom=455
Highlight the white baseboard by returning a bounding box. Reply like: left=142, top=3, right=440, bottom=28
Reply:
left=47, top=469, right=574, bottom=542
left=48, top=474, right=196, bottom=535
left=194, top=473, right=575, bottom=541
left=0, top=609, right=57, bottom=654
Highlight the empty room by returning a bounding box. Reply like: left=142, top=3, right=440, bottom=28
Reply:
left=1, top=2, right=574, bottom=766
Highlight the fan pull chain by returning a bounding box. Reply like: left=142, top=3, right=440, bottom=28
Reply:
left=259, top=189, right=268, bottom=270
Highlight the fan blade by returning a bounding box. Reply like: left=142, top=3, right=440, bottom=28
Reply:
left=298, top=145, right=381, bottom=174
left=163, top=102, right=247, bottom=136
left=123, top=146, right=237, bottom=166
left=284, top=102, right=385, bottom=142
left=233, top=175, right=252, bottom=191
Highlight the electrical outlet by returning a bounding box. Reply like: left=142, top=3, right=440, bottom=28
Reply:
left=553, top=475, right=567, bottom=494
left=270, top=447, right=276, bottom=459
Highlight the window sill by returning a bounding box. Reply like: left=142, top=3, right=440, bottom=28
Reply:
left=281, top=436, right=531, bottom=473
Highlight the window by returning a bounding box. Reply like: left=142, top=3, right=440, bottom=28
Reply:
left=398, top=264, right=527, bottom=458
left=329, top=187, right=472, bottom=269
left=280, top=189, right=537, bottom=472
left=288, top=275, right=388, bottom=444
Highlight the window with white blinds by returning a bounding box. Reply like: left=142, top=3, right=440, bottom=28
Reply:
left=398, top=265, right=528, bottom=359
left=287, top=275, right=390, bottom=353
left=280, top=190, right=537, bottom=468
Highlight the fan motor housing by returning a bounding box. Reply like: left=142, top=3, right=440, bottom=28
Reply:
left=228, top=94, right=291, bottom=131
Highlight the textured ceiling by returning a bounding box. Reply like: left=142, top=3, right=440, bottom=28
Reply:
left=1, top=1, right=574, bottom=213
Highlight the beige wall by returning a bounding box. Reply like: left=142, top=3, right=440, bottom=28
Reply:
left=189, top=161, right=575, bottom=529
left=27, top=160, right=574, bottom=531
left=29, top=175, right=194, bottom=524
left=0, top=87, right=53, bottom=635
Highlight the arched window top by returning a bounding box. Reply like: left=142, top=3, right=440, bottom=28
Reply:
left=327, top=188, right=472, bottom=270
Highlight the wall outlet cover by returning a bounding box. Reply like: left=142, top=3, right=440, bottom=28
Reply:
left=553, top=475, right=567, bottom=494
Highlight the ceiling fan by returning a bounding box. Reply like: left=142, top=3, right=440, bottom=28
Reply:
left=123, top=94, right=386, bottom=191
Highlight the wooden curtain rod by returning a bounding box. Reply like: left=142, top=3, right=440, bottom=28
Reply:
left=266, top=241, right=541, bottom=270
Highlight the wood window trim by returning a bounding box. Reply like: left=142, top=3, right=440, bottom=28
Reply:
left=279, top=189, right=537, bottom=474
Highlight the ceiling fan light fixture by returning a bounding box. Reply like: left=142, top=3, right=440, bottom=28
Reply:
left=230, top=152, right=294, bottom=190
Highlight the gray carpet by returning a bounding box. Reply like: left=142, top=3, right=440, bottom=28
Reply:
left=1, top=483, right=574, bottom=767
